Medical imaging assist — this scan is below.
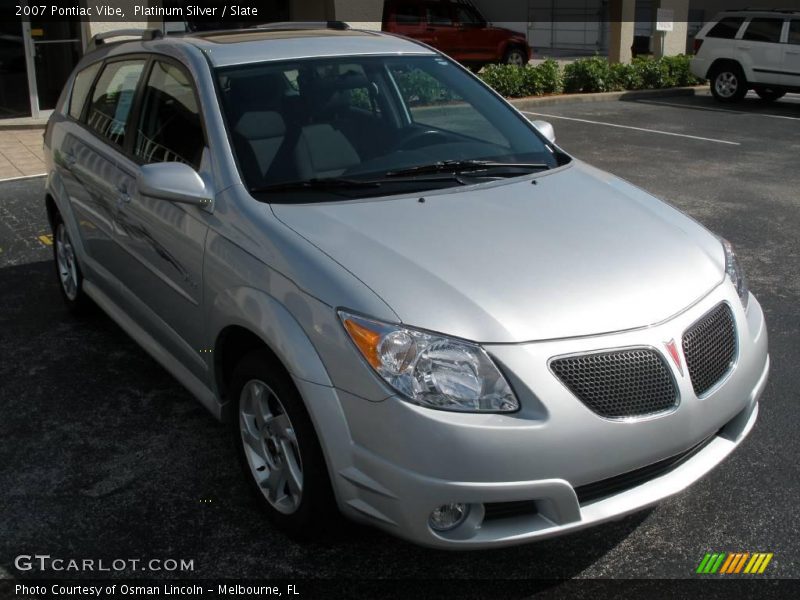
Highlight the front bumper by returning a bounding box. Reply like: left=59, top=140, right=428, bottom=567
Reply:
left=301, top=285, right=769, bottom=549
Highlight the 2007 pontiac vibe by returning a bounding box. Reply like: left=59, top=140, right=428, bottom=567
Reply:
left=43, top=23, right=769, bottom=548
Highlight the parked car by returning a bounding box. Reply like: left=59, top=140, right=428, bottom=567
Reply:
left=44, top=22, right=769, bottom=549
left=691, top=8, right=800, bottom=102
left=382, top=0, right=530, bottom=69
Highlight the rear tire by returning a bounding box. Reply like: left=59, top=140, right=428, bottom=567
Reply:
left=52, top=214, right=93, bottom=315
left=755, top=87, right=785, bottom=102
left=230, top=349, right=338, bottom=539
left=709, top=63, right=747, bottom=103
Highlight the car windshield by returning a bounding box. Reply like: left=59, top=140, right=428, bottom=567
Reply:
left=216, top=54, right=565, bottom=201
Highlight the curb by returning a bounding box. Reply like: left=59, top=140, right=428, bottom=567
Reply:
left=0, top=124, right=46, bottom=131
left=508, top=86, right=705, bottom=110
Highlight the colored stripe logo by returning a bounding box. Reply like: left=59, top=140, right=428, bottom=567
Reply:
left=696, top=552, right=773, bottom=574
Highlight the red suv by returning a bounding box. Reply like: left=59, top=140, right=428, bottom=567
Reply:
left=382, top=0, right=531, bottom=70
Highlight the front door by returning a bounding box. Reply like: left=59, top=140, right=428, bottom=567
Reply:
left=65, top=58, right=147, bottom=297
left=0, top=5, right=29, bottom=118
left=784, top=20, right=800, bottom=88
left=423, top=2, right=458, bottom=59
left=737, top=17, right=785, bottom=86
left=112, top=59, right=210, bottom=382
left=26, top=16, right=82, bottom=115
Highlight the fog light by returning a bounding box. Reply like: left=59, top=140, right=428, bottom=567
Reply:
left=429, top=503, right=470, bottom=532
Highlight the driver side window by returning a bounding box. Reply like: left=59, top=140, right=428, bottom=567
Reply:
left=134, top=61, right=205, bottom=169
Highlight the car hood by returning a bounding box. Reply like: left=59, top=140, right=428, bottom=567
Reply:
left=271, top=162, right=724, bottom=343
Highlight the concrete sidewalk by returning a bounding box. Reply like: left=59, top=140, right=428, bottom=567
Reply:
left=0, top=129, right=46, bottom=181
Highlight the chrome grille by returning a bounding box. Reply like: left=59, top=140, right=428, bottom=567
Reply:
left=551, top=349, right=678, bottom=419
left=683, top=303, right=737, bottom=396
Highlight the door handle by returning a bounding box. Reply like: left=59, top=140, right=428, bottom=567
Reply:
left=62, top=152, right=77, bottom=168
left=426, top=27, right=436, bottom=32
left=117, top=183, right=131, bottom=204
left=787, top=50, right=800, bottom=55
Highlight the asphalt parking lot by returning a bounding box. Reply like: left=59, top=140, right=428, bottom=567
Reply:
left=0, top=91, right=798, bottom=591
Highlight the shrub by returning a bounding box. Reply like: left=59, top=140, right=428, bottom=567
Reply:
left=479, top=60, right=563, bottom=97
left=479, top=64, right=528, bottom=97
left=478, top=54, right=699, bottom=98
left=660, top=54, right=703, bottom=86
left=562, top=57, right=612, bottom=93
left=609, top=62, right=643, bottom=91
left=632, top=57, right=670, bottom=89
left=536, top=59, right=562, bottom=94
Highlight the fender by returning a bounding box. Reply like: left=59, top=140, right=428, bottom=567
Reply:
left=209, top=285, right=334, bottom=396
left=45, top=170, right=81, bottom=250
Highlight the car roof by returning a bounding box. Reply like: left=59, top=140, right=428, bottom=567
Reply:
left=90, top=27, right=436, bottom=68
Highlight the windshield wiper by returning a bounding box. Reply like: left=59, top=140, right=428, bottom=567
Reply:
left=249, top=177, right=381, bottom=194
left=384, top=160, right=551, bottom=178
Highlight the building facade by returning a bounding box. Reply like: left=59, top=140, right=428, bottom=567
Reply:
left=1, top=0, right=773, bottom=121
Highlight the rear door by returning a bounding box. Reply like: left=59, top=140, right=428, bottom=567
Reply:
left=111, top=58, right=210, bottom=381
left=785, top=20, right=800, bottom=88
left=737, top=17, right=786, bottom=85
left=63, top=58, right=147, bottom=297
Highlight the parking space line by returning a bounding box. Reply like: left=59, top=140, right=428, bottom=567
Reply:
left=0, top=173, right=46, bottom=183
left=522, top=111, right=741, bottom=145
left=38, top=234, right=53, bottom=246
left=633, top=99, right=800, bottom=121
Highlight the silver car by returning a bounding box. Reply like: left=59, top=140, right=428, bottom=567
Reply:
left=44, top=23, right=769, bottom=549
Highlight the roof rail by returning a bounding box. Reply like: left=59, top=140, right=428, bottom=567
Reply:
left=88, top=28, right=163, bottom=51
left=253, top=21, right=351, bottom=31
left=721, top=7, right=799, bottom=13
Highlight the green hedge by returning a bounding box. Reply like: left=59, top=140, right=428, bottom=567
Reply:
left=479, top=55, right=702, bottom=98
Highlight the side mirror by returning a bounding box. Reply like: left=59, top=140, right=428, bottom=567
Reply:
left=532, top=119, right=556, bottom=144
left=137, top=162, right=213, bottom=209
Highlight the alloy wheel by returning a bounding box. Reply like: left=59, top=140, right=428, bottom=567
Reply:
left=55, top=223, right=78, bottom=301
left=239, top=379, right=303, bottom=514
left=714, top=72, right=738, bottom=99
left=506, top=50, right=526, bottom=66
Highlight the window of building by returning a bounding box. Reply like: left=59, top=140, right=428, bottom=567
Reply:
left=86, top=60, right=146, bottom=148
left=741, top=18, right=784, bottom=43
left=68, top=62, right=101, bottom=120
left=134, top=61, right=204, bottom=169
left=706, top=17, right=744, bottom=39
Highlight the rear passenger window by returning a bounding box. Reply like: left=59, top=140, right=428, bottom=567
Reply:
left=134, top=61, right=204, bottom=169
left=86, top=60, right=146, bottom=147
left=789, top=20, right=800, bottom=44
left=68, top=62, right=101, bottom=120
left=741, top=18, right=784, bottom=43
left=706, top=17, right=744, bottom=39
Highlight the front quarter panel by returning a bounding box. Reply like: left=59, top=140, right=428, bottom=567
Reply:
left=203, top=186, right=400, bottom=409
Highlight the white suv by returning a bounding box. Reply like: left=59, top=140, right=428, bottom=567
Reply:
left=691, top=9, right=800, bottom=102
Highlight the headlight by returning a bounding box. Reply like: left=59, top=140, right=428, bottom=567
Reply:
left=722, top=239, right=748, bottom=308
left=338, top=311, right=519, bottom=413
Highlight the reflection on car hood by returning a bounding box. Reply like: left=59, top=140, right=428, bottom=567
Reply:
left=271, top=161, right=724, bottom=343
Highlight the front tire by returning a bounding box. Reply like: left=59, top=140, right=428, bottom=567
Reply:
left=709, top=63, right=747, bottom=103
left=231, top=350, right=336, bottom=538
left=52, top=214, right=92, bottom=314
left=504, top=47, right=527, bottom=66
left=755, top=87, right=785, bottom=102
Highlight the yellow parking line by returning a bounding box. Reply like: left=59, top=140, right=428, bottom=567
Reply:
left=38, top=234, right=53, bottom=246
